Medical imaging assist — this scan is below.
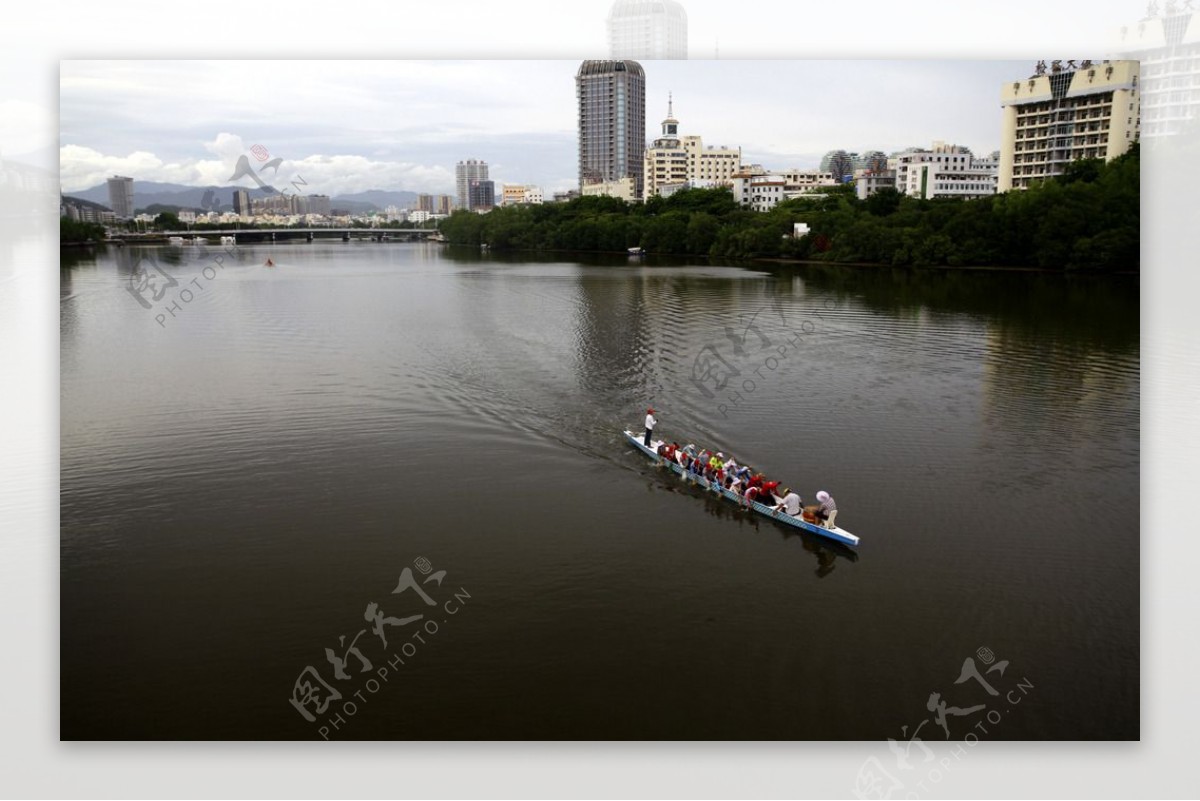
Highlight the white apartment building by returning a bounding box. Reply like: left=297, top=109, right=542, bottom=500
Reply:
left=732, top=169, right=838, bottom=212
left=523, top=187, right=544, bottom=205
left=999, top=60, right=1140, bottom=191
left=731, top=173, right=786, bottom=213
left=643, top=97, right=741, bottom=199
left=1114, top=10, right=1199, bottom=140
left=856, top=171, right=897, bottom=201
left=883, top=142, right=998, bottom=200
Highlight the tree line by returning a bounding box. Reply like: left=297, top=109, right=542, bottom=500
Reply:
left=438, top=145, right=1138, bottom=271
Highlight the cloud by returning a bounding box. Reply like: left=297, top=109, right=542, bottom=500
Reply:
left=59, top=135, right=459, bottom=196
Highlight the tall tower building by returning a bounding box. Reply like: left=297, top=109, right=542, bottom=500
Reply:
left=999, top=60, right=1140, bottom=192
left=576, top=60, right=646, bottom=199
left=232, top=188, right=250, bottom=216
left=455, top=160, right=489, bottom=210
left=607, top=0, right=688, bottom=59
left=106, top=175, right=134, bottom=219
left=468, top=180, right=495, bottom=211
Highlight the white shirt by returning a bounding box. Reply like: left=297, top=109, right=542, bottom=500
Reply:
left=645, top=414, right=657, bottom=430
left=781, top=492, right=801, bottom=515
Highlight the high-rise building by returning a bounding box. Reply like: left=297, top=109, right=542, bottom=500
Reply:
left=860, top=151, right=889, bottom=174
left=643, top=95, right=741, bottom=199
left=577, top=60, right=646, bottom=199
left=232, top=188, right=250, bottom=216
left=607, top=0, right=688, bottom=59
left=819, top=151, right=856, bottom=182
left=106, top=175, right=134, bottom=219
left=436, top=195, right=454, bottom=214
left=999, top=60, right=1140, bottom=192
left=468, top=179, right=495, bottom=211
left=455, top=160, right=489, bottom=210
left=418, top=194, right=434, bottom=212
left=306, top=195, right=331, bottom=216
left=1114, top=9, right=1200, bottom=140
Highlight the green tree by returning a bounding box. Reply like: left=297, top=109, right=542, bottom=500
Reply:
left=154, top=211, right=182, bottom=230
left=60, top=217, right=106, bottom=243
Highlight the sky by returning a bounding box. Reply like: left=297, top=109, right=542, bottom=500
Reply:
left=52, top=0, right=1144, bottom=198
left=59, top=58, right=1033, bottom=197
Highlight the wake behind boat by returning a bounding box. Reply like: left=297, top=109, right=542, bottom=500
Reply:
left=624, top=429, right=861, bottom=548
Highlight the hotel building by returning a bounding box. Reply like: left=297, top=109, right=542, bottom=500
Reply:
left=999, top=60, right=1140, bottom=191
left=577, top=60, right=646, bottom=199
left=642, top=96, right=741, bottom=199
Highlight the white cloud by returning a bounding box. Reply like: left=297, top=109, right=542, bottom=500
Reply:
left=58, top=138, right=458, bottom=196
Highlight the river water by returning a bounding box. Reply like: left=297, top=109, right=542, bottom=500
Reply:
left=60, top=242, right=1139, bottom=740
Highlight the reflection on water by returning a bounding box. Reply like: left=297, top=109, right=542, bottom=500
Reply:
left=60, top=243, right=1138, bottom=739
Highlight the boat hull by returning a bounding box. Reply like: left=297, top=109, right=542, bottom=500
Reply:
left=624, top=430, right=860, bottom=547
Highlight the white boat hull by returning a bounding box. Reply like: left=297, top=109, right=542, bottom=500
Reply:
left=624, top=429, right=860, bottom=547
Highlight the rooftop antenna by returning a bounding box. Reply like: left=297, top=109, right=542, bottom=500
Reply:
left=668, top=91, right=674, bottom=117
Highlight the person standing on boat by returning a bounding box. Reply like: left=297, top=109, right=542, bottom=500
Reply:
left=643, top=408, right=657, bottom=448
left=815, top=490, right=838, bottom=528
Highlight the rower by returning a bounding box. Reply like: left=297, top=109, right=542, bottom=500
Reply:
left=815, top=490, right=838, bottom=528
left=772, top=487, right=803, bottom=517
left=723, top=456, right=739, bottom=478
left=761, top=479, right=781, bottom=502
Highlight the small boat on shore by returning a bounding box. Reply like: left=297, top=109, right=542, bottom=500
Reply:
left=624, top=429, right=860, bottom=547
left=627, top=246, right=645, bottom=256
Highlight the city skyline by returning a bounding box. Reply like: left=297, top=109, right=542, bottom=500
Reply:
left=62, top=59, right=1031, bottom=198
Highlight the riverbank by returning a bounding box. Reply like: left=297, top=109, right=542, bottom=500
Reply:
left=440, top=146, right=1138, bottom=272
left=750, top=256, right=1139, bottom=275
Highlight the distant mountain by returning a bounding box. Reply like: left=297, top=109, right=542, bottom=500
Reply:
left=332, top=189, right=421, bottom=209
left=69, top=181, right=424, bottom=215
left=71, top=181, right=270, bottom=214
left=61, top=195, right=113, bottom=212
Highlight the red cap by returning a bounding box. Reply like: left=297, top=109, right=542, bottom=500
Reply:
left=647, top=407, right=654, bottom=413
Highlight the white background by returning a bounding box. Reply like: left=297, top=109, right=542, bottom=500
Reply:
left=2, top=0, right=1194, bottom=797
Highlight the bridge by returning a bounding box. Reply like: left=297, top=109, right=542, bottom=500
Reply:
left=109, top=228, right=443, bottom=244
